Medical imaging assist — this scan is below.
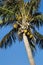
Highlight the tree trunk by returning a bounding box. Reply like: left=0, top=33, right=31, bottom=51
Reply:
left=23, top=33, right=35, bottom=65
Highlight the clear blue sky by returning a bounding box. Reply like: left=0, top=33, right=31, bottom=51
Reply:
left=0, top=0, right=43, bottom=65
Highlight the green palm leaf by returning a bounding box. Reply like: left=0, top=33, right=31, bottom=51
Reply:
left=29, top=0, right=40, bottom=14
left=30, top=13, right=43, bottom=29
left=33, top=30, right=43, bottom=48
left=0, top=28, right=16, bottom=48
left=0, top=0, right=20, bottom=26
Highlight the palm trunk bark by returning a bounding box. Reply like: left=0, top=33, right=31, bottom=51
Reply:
left=23, top=33, right=35, bottom=65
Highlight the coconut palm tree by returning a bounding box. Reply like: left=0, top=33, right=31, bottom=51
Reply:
left=0, top=0, right=43, bottom=65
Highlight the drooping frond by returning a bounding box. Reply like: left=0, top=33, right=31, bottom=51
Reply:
left=0, top=11, right=15, bottom=27
left=0, top=0, right=25, bottom=27
left=29, top=0, right=40, bottom=15
left=0, top=0, right=23, bottom=26
left=0, top=28, right=16, bottom=48
left=27, top=23, right=43, bottom=50
left=0, top=2, right=15, bottom=26
left=30, top=13, right=43, bottom=29
left=34, top=30, right=43, bottom=49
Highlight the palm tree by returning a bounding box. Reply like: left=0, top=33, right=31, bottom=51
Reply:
left=0, top=0, right=43, bottom=65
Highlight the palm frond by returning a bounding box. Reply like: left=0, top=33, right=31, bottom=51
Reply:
left=18, top=33, right=23, bottom=41
left=34, top=30, right=43, bottom=49
left=0, top=0, right=18, bottom=26
left=27, top=24, right=43, bottom=49
left=0, top=0, right=24, bottom=27
left=0, top=28, right=16, bottom=48
left=0, top=6, right=15, bottom=26
left=30, top=13, right=43, bottom=29
left=39, top=39, right=43, bottom=48
left=29, top=0, right=40, bottom=15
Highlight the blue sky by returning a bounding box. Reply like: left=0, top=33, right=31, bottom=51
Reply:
left=0, top=0, right=43, bottom=65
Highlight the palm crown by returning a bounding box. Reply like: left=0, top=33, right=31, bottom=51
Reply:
left=0, top=0, right=43, bottom=52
